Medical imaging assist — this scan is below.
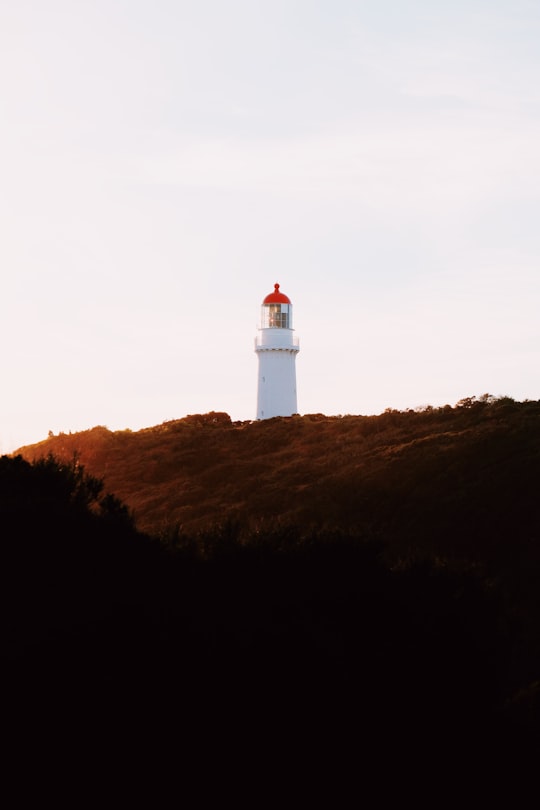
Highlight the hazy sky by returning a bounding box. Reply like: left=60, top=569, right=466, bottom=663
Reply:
left=2, top=0, right=540, bottom=451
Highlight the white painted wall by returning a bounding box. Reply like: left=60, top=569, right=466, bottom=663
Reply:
left=255, top=329, right=299, bottom=419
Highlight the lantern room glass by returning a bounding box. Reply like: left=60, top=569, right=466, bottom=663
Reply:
left=261, top=303, right=292, bottom=329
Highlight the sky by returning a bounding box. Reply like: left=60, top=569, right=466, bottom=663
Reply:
left=2, top=0, right=540, bottom=452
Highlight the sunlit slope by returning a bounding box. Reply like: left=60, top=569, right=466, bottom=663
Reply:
left=14, top=399, right=540, bottom=559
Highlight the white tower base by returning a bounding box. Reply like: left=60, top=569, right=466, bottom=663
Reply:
left=256, top=342, right=299, bottom=419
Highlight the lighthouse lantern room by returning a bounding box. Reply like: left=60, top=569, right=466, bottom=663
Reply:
left=255, top=283, right=300, bottom=420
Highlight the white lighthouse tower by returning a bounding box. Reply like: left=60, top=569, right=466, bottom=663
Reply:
left=255, top=283, right=300, bottom=419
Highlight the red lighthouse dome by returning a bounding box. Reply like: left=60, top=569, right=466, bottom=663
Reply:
left=263, top=283, right=291, bottom=305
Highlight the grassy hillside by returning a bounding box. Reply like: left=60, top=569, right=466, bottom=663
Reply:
left=6, top=397, right=540, bottom=791
left=15, top=396, right=540, bottom=556
left=15, top=396, right=540, bottom=629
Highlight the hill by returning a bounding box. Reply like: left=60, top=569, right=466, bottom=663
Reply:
left=15, top=396, right=540, bottom=555
left=5, top=396, right=540, bottom=793
left=15, top=395, right=540, bottom=638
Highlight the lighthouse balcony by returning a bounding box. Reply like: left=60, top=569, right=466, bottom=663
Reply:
left=255, top=331, right=300, bottom=351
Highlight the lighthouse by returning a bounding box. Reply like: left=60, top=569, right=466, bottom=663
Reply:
left=255, top=283, right=300, bottom=419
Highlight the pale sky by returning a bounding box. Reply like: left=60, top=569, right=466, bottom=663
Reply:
left=2, top=0, right=540, bottom=452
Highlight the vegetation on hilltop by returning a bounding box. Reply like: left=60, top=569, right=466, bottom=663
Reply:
left=16, top=397, right=540, bottom=539
left=6, top=396, right=540, bottom=790
left=15, top=398, right=540, bottom=603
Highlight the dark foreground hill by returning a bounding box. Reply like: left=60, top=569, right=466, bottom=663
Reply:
left=0, top=453, right=538, bottom=799
left=7, top=396, right=540, bottom=795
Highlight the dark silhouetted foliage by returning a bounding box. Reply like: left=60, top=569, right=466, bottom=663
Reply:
left=6, top=401, right=540, bottom=797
